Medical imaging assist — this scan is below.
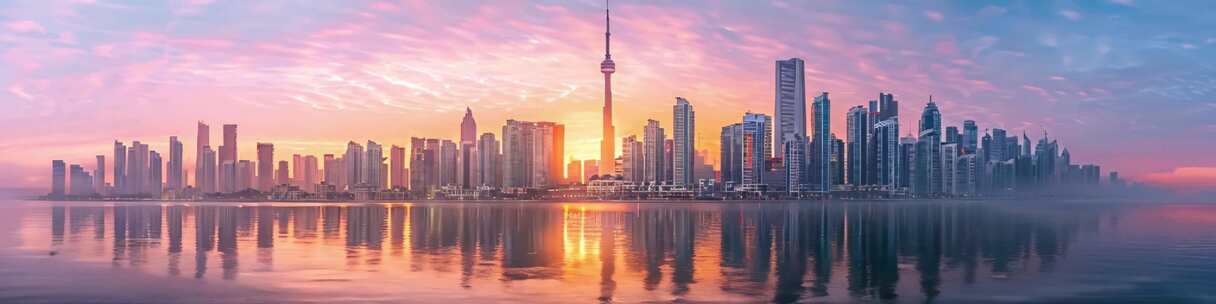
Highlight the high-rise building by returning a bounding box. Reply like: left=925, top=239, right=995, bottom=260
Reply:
left=502, top=120, right=536, bottom=188
left=941, top=143, right=958, bottom=194
left=831, top=135, right=845, bottom=186
left=113, top=141, right=126, bottom=194
left=219, top=124, right=237, bottom=193
left=672, top=97, right=695, bottom=186
left=874, top=117, right=900, bottom=189
left=256, top=143, right=274, bottom=191
left=876, top=92, right=898, bottom=121
left=567, top=160, right=583, bottom=184
left=201, top=146, right=216, bottom=193
left=643, top=120, right=665, bottom=183
left=292, top=154, right=303, bottom=187
left=945, top=126, right=961, bottom=145
left=544, top=123, right=564, bottom=186
left=915, top=98, right=943, bottom=195
left=774, top=58, right=807, bottom=155
left=68, top=164, right=93, bottom=196
left=846, top=105, right=869, bottom=187
left=390, top=146, right=406, bottom=189
left=742, top=113, right=772, bottom=187
left=440, top=140, right=458, bottom=187
left=323, top=154, right=339, bottom=187
left=962, top=120, right=978, bottom=155
left=365, top=141, right=384, bottom=190
left=621, top=135, right=644, bottom=183
left=811, top=92, right=831, bottom=192
left=149, top=151, right=163, bottom=196
left=782, top=133, right=807, bottom=192
left=127, top=141, right=149, bottom=195
left=459, top=108, right=480, bottom=189
left=990, top=128, right=1007, bottom=162
left=168, top=136, right=183, bottom=192
left=277, top=160, right=290, bottom=186
left=409, top=138, right=431, bottom=191
left=458, top=141, right=479, bottom=189
left=720, top=123, right=743, bottom=187
left=477, top=133, right=501, bottom=188
left=50, top=160, right=66, bottom=197
left=582, top=160, right=599, bottom=183
left=460, top=107, right=477, bottom=145
left=599, top=4, right=617, bottom=176
left=195, top=122, right=209, bottom=190
left=304, top=155, right=318, bottom=190
left=235, top=160, right=253, bottom=191
left=94, top=155, right=106, bottom=193
left=898, top=136, right=916, bottom=190
left=345, top=141, right=364, bottom=189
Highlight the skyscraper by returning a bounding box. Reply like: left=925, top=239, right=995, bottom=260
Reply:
left=962, top=120, right=978, bottom=154
left=477, top=133, right=500, bottom=188
left=782, top=132, right=807, bottom=192
left=876, top=93, right=898, bottom=119
left=941, top=143, right=958, bottom=194
left=256, top=143, right=274, bottom=191
left=741, top=112, right=771, bottom=187
left=811, top=92, right=831, bottom=192
left=68, top=164, right=93, bottom=196
left=945, top=126, right=961, bottom=145
left=459, top=108, right=479, bottom=189
left=149, top=151, right=163, bottom=196
left=201, top=146, right=216, bottom=193
left=719, top=123, right=743, bottom=187
left=621, top=135, right=644, bottom=183
left=50, top=160, right=65, bottom=197
left=915, top=98, right=943, bottom=195
left=127, top=141, right=148, bottom=195
left=113, top=141, right=126, bottom=194
left=277, top=160, right=290, bottom=186
left=195, top=122, right=209, bottom=191
left=502, top=120, right=536, bottom=188
left=846, top=105, right=869, bottom=187
left=168, top=136, right=183, bottom=192
left=873, top=117, right=900, bottom=189
left=390, top=145, right=406, bottom=189
left=990, top=128, right=1008, bottom=162
left=460, top=107, right=477, bottom=145
left=567, top=160, right=583, bottom=184
left=643, top=119, right=665, bottom=183
left=365, top=141, right=383, bottom=190
left=672, top=97, right=695, bottom=186
left=345, top=141, right=364, bottom=189
left=599, top=3, right=617, bottom=176
left=94, top=155, right=105, bottom=193
left=774, top=58, right=807, bottom=155
left=323, top=154, right=338, bottom=186
left=219, top=124, right=237, bottom=193
left=440, top=140, right=458, bottom=187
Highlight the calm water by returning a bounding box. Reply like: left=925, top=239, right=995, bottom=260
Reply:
left=2, top=200, right=1215, bottom=303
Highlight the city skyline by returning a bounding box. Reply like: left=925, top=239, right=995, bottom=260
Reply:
left=2, top=1, right=1215, bottom=193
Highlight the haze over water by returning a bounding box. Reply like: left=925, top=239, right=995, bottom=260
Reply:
left=2, top=200, right=1215, bottom=303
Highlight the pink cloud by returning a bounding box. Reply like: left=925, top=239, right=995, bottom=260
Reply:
left=924, top=10, right=944, bottom=22
left=1142, top=167, right=1216, bottom=193
left=5, top=20, right=45, bottom=33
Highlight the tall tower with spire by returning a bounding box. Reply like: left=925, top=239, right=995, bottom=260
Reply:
left=599, top=1, right=617, bottom=176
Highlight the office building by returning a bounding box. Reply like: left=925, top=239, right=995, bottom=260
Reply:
left=390, top=145, right=406, bottom=189
left=195, top=122, right=209, bottom=191
left=672, top=97, right=695, bottom=186
left=962, top=120, right=978, bottom=154
left=94, top=155, right=106, bottom=193
left=915, top=98, right=943, bottom=195
left=256, top=143, right=274, bottom=191
left=51, top=160, right=66, bottom=197
left=478, top=133, right=501, bottom=188
left=643, top=119, right=665, bottom=184
left=811, top=92, right=831, bottom=192
left=168, top=136, right=183, bottom=192
left=774, top=58, right=807, bottom=155
left=846, top=105, right=869, bottom=187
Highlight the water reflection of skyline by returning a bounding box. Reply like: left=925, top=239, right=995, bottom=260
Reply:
left=38, top=202, right=1094, bottom=303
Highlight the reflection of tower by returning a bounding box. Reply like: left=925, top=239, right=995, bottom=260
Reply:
left=599, top=2, right=617, bottom=175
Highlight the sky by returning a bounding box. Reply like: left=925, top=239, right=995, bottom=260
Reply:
left=1, top=0, right=1213, bottom=193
